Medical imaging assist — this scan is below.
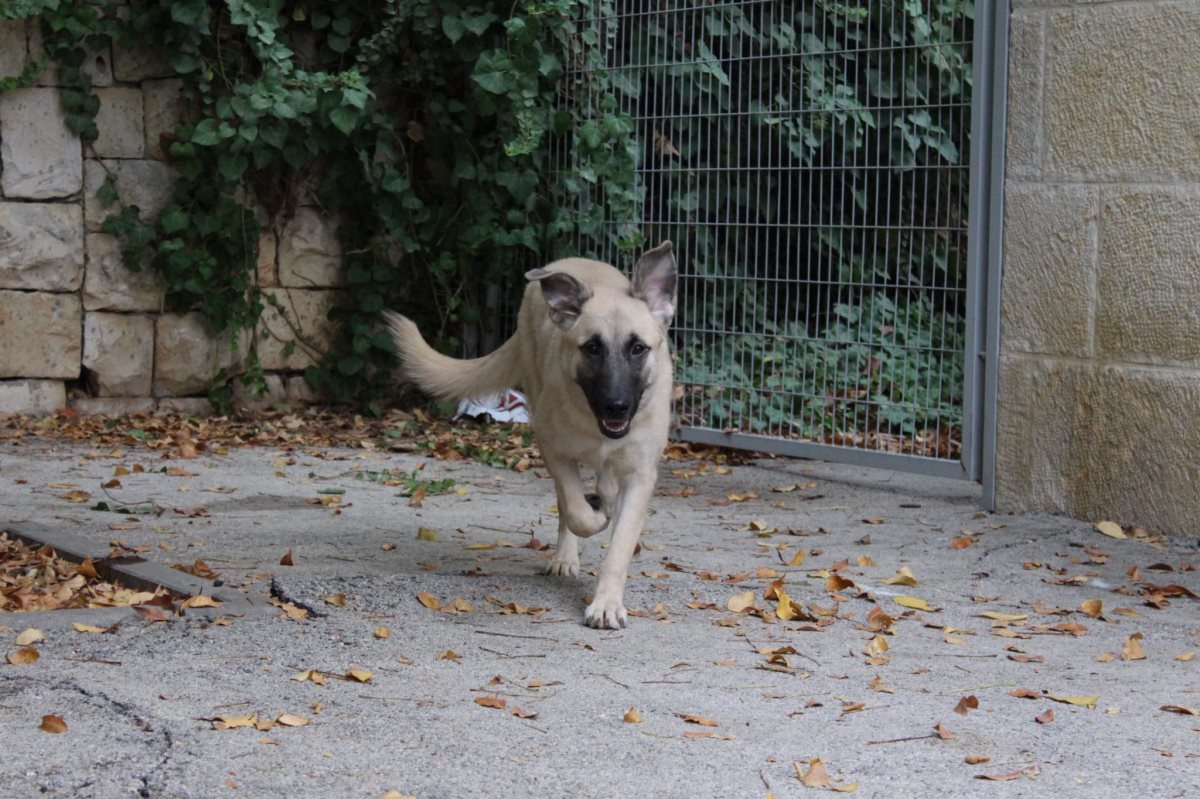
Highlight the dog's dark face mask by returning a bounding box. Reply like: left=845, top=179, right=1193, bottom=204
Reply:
left=575, top=333, right=651, bottom=439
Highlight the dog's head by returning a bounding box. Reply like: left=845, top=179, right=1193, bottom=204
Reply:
left=525, top=242, right=677, bottom=440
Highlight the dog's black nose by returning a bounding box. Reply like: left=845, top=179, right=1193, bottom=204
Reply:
left=604, top=399, right=630, bottom=418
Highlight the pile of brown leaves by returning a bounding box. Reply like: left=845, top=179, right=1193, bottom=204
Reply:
left=0, top=533, right=170, bottom=612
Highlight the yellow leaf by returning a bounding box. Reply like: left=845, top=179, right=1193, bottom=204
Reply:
left=865, top=635, right=889, bottom=657
left=40, top=715, right=68, bottom=734
left=1176, top=651, right=1196, bottom=662
left=979, top=611, right=1028, bottom=622
left=787, top=550, right=805, bottom=567
left=438, top=650, right=461, bottom=661
left=416, top=527, right=439, bottom=541
left=416, top=592, right=441, bottom=610
left=855, top=555, right=875, bottom=568
left=1045, top=693, right=1098, bottom=708
left=1094, top=521, right=1126, bottom=539
left=475, top=695, right=506, bottom=710
left=7, top=647, right=39, bottom=665
left=464, top=542, right=496, bottom=550
left=381, top=792, right=417, bottom=799
left=726, top=591, right=756, bottom=613
left=72, top=623, right=108, bottom=633
left=1079, top=599, right=1104, bottom=619
left=275, top=714, right=310, bottom=727
left=1122, top=632, right=1146, bottom=661
left=346, top=668, right=373, bottom=683
left=894, top=596, right=937, bottom=612
left=213, top=714, right=259, bottom=730
left=881, top=567, right=917, bottom=587
left=623, top=707, right=643, bottom=724
left=15, top=628, right=45, bottom=646
left=323, top=593, right=346, bottom=607
left=1160, top=705, right=1200, bottom=716
left=374, top=627, right=390, bottom=639
left=181, top=594, right=221, bottom=609
left=676, top=713, right=719, bottom=727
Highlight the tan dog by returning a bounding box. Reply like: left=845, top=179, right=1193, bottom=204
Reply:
left=384, top=242, right=677, bottom=628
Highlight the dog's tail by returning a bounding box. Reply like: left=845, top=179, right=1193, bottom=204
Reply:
left=383, top=311, right=522, bottom=402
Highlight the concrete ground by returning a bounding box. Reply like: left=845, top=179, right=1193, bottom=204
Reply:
left=1, top=433, right=1197, bottom=798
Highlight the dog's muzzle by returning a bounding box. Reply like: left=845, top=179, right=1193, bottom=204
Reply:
left=599, top=417, right=631, bottom=439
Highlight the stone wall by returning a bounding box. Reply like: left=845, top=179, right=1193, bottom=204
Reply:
left=0, top=19, right=344, bottom=416
left=998, top=0, right=1200, bottom=536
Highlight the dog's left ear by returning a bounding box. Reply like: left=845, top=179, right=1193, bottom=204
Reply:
left=526, top=268, right=593, bottom=329
left=633, top=240, right=677, bottom=327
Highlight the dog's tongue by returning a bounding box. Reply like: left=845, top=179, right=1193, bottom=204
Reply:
left=602, top=420, right=629, bottom=433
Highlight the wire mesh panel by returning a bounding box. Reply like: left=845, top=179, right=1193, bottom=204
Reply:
left=552, top=0, right=988, bottom=477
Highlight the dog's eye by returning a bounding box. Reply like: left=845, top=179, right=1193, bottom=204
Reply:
left=630, top=342, right=649, bottom=357
left=581, top=340, right=603, bottom=357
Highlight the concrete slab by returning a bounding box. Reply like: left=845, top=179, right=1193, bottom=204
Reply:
left=1, top=439, right=1197, bottom=798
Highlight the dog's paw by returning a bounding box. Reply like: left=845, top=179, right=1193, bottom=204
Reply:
left=584, top=594, right=627, bottom=629
left=544, top=556, right=579, bottom=577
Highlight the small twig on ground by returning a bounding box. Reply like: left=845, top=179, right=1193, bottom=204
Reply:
left=479, top=646, right=546, bottom=660
left=869, top=733, right=938, bottom=745
left=474, top=629, right=558, bottom=642
left=588, top=672, right=630, bottom=690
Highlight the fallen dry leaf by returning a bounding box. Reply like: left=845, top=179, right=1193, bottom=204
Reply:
left=1035, top=708, right=1054, bottom=724
left=374, top=627, right=390, bottom=639
left=15, top=628, right=44, bottom=646
left=933, top=722, right=955, bottom=740
left=894, top=595, right=937, bottom=612
left=881, top=567, right=917, bottom=587
left=181, top=594, right=221, bottom=609
left=323, top=593, right=346, bottom=608
left=71, top=623, right=109, bottom=633
left=675, top=712, right=719, bottom=727
left=275, top=714, right=310, bottom=727
left=953, top=695, right=979, bottom=716
left=40, top=714, right=67, bottom=734
left=1122, top=632, right=1146, bottom=661
left=416, top=592, right=441, bottom=610
left=346, top=667, right=373, bottom=683
left=511, top=706, right=538, bottom=720
left=964, top=754, right=991, bottom=765
left=623, top=707, right=643, bottom=724
left=1160, top=705, right=1200, bottom=716
left=726, top=591, right=756, bottom=613
left=1094, top=520, right=1126, bottom=539
left=1045, top=693, right=1098, bottom=708
left=475, top=695, right=506, bottom=710
left=7, top=647, right=39, bottom=665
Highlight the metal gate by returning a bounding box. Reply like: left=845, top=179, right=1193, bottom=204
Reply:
left=550, top=0, right=1006, bottom=498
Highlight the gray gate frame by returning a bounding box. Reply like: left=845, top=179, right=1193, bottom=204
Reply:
left=674, top=0, right=1010, bottom=507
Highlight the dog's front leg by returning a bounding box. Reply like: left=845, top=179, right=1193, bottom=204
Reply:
left=584, top=479, right=654, bottom=629
left=546, top=519, right=580, bottom=577
left=542, top=453, right=607, bottom=577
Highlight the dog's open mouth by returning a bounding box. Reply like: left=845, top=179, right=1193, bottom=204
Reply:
left=599, top=418, right=631, bottom=439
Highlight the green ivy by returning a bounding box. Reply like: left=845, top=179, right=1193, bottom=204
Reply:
left=3, top=0, right=639, bottom=412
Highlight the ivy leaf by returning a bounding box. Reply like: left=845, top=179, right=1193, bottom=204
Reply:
left=472, top=51, right=513, bottom=94
left=329, top=106, right=359, bottom=135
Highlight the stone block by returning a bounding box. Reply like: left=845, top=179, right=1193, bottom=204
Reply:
left=84, top=158, right=174, bottom=231
left=1005, top=11, right=1043, bottom=179
left=231, top=373, right=287, bottom=412
left=258, top=227, right=279, bottom=287
left=70, top=396, right=157, bottom=416
left=0, top=380, right=66, bottom=415
left=1000, top=185, right=1097, bottom=357
left=257, top=289, right=345, bottom=371
left=0, top=202, right=84, bottom=291
left=0, top=20, right=27, bottom=79
left=143, top=79, right=184, bottom=161
left=0, top=291, right=81, bottom=379
left=82, top=312, right=154, bottom=397
left=154, top=312, right=245, bottom=397
left=92, top=87, right=145, bottom=159
left=0, top=88, right=83, bottom=199
left=155, top=397, right=214, bottom=417
left=1045, top=4, right=1200, bottom=181
left=112, top=40, right=172, bottom=83
left=285, top=375, right=334, bottom=407
left=996, top=357, right=1200, bottom=537
left=83, top=233, right=165, bottom=312
left=1096, top=189, right=1200, bottom=364
left=277, top=207, right=345, bottom=287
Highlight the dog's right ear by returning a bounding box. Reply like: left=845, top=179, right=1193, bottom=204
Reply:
left=525, top=268, right=592, bottom=329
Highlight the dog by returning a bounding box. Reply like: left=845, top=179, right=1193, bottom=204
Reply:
left=384, top=241, right=677, bottom=629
